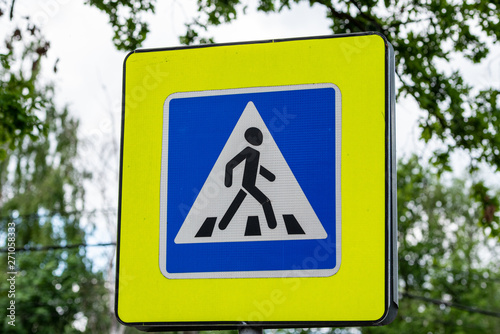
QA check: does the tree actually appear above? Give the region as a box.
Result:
[0,14,50,159]
[0,7,110,333]
[276,157,500,333]
[0,104,111,333]
[362,156,500,333]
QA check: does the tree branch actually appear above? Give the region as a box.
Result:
[322,1,366,31]
[9,0,15,20]
[345,0,385,32]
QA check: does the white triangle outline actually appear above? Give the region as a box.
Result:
[174,101,327,244]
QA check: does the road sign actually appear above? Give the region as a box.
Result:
[117,33,397,331]
[160,84,340,279]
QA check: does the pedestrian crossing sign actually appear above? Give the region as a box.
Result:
[117,33,397,330]
[159,84,341,278]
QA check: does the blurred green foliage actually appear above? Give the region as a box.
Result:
[364,156,500,332]
[0,104,110,332]
[84,0,155,51]
[0,17,50,160]
[0,5,109,333]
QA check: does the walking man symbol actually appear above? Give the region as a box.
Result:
[219,127,278,231]
[175,100,328,244]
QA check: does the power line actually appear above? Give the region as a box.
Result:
[0,208,117,220]
[402,292,500,318]
[0,242,116,253]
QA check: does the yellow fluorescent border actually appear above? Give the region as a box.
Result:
[118,34,388,324]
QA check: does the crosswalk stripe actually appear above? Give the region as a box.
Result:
[283,214,305,235]
[244,216,262,236]
[195,217,217,237]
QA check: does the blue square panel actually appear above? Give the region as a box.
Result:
[159,84,341,279]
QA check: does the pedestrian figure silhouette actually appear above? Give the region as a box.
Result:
[219,127,277,230]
